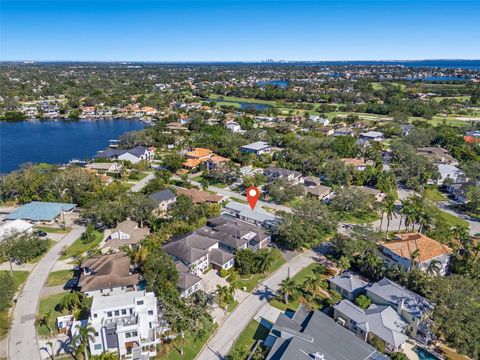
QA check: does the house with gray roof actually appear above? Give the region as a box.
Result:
[265,305,386,360]
[366,278,433,343]
[240,141,271,155]
[94,146,154,164]
[149,189,177,213]
[263,167,303,184]
[224,201,278,229]
[329,271,370,301]
[334,299,409,352]
[175,261,202,298]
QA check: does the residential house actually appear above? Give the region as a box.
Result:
[78,253,140,297]
[240,141,271,155]
[464,130,480,144]
[86,290,159,359]
[263,167,303,184]
[305,184,333,201]
[0,219,34,242]
[5,201,76,224]
[328,271,370,301]
[366,278,433,343]
[224,201,278,229]
[334,127,355,137]
[105,220,149,251]
[448,180,480,204]
[334,300,409,352]
[162,233,219,275]
[175,261,203,298]
[380,233,452,275]
[359,131,384,142]
[341,158,375,171]
[149,189,177,213]
[308,115,330,126]
[417,147,458,165]
[94,146,154,164]
[352,186,386,202]
[183,147,213,170]
[436,164,464,185]
[174,187,224,204]
[265,305,385,360]
[225,122,242,133]
[303,176,321,188]
[205,155,230,171]
[86,162,122,174]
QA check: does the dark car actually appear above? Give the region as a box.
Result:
[35,230,48,237]
[63,278,78,290]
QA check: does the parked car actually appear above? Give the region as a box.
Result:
[63,278,78,290]
[35,230,48,237]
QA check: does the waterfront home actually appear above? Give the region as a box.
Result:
[85,290,159,359]
[94,146,155,164]
[365,278,433,343]
[380,233,452,275]
[328,271,370,301]
[334,300,409,352]
[5,201,76,224]
[0,219,34,242]
[86,162,122,174]
[224,201,278,229]
[175,187,223,204]
[148,189,177,213]
[78,253,140,297]
[263,167,303,184]
[265,305,385,360]
[417,146,458,165]
[240,141,271,155]
[341,158,375,171]
[105,220,149,251]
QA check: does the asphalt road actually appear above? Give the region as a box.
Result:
[195,249,317,360]
[8,225,85,360]
[130,172,155,192]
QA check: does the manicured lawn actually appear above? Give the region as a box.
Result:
[229,320,271,357]
[210,94,278,106]
[46,270,75,287]
[35,226,71,234]
[269,263,330,312]
[424,186,448,202]
[159,324,217,360]
[433,208,469,228]
[0,270,30,288]
[236,257,286,292]
[128,171,148,181]
[227,300,239,313]
[37,292,68,336]
[60,230,103,260]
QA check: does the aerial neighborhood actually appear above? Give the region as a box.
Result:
[1,61,479,360]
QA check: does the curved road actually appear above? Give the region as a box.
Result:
[8,225,85,360]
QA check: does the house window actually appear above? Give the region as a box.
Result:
[93,313,97,318]
[114,311,119,316]
[94,344,102,351]
[125,332,131,338]
[121,309,127,315]
[94,331,99,337]
[148,310,153,315]
[137,300,144,305]
[107,312,112,317]
[132,331,138,337]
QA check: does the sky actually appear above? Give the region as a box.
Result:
[1,0,480,62]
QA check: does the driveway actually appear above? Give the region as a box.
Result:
[130,172,155,192]
[8,225,85,360]
[195,249,317,360]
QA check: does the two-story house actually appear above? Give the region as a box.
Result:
[263,167,303,184]
[328,272,369,301]
[105,220,149,251]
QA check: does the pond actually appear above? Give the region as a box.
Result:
[214,99,273,111]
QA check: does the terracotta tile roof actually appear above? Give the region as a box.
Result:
[464,136,480,144]
[186,147,213,159]
[208,155,229,164]
[383,233,452,263]
[183,158,202,168]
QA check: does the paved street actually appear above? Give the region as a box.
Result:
[130,172,155,192]
[195,249,317,360]
[8,225,85,360]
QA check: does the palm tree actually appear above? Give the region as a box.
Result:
[71,323,96,360]
[59,292,84,312]
[35,310,52,335]
[409,249,420,271]
[216,285,234,309]
[303,274,323,297]
[279,277,297,304]
[255,251,275,274]
[384,197,397,236]
[426,259,442,276]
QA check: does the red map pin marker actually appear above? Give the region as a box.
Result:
[246,186,260,210]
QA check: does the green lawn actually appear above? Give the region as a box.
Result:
[210,94,278,106]
[230,197,248,205]
[159,324,217,360]
[269,263,330,312]
[46,270,75,287]
[227,300,239,313]
[60,230,103,260]
[433,208,469,228]
[128,171,149,181]
[35,226,71,234]
[37,292,68,337]
[424,186,448,202]
[229,320,271,357]
[236,257,286,292]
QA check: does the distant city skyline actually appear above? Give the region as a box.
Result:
[1,0,480,61]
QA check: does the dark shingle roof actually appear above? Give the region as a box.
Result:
[149,189,176,203]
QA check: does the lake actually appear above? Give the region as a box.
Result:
[0,119,145,173]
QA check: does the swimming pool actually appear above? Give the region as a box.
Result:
[414,346,441,360]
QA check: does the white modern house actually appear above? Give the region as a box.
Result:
[240,141,271,156]
[86,290,159,359]
[0,219,34,242]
